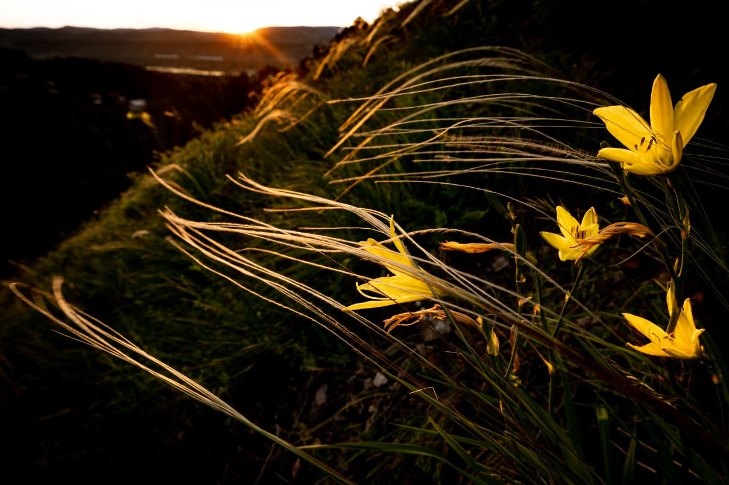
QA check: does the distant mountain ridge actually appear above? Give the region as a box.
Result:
[0,25,341,73]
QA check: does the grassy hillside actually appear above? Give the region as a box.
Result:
[2,0,729,482]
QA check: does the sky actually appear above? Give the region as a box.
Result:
[0,0,403,33]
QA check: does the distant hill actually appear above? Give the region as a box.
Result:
[0,26,341,74]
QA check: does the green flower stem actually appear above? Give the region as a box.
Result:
[609,161,683,332]
[551,261,583,337]
[610,162,675,272]
[504,222,526,379]
[663,178,691,333]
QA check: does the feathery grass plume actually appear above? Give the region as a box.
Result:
[313,1,474,80]
[221,44,729,479]
[236,109,298,146]
[254,72,327,119]
[151,176,607,480]
[312,27,365,81]
[362,34,397,66]
[575,221,652,249]
[12,6,729,478]
[238,72,328,146]
[322,44,729,335]
[152,166,729,481]
[400,0,472,27]
[18,52,729,481]
[401,0,437,26]
[10,278,353,484]
[154,181,584,480]
[92,41,729,479]
[6,0,729,480]
[319,47,630,222]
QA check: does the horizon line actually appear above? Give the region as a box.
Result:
[0,24,346,34]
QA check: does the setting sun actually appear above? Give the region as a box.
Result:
[0,0,402,32]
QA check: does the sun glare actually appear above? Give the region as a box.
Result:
[0,0,400,33]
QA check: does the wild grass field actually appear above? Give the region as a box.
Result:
[2,0,729,482]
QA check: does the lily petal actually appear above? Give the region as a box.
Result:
[559,248,579,261]
[650,74,674,140]
[624,311,673,357]
[673,82,717,145]
[622,158,666,175]
[556,206,579,240]
[593,105,652,150]
[598,148,667,175]
[627,341,671,358]
[673,298,696,343]
[662,347,698,359]
[346,298,403,311]
[361,239,415,274]
[389,217,410,260]
[691,328,706,350]
[596,147,642,167]
[671,131,683,168]
[623,312,669,342]
[582,222,600,238]
[364,274,433,296]
[581,207,598,230]
[540,231,569,253]
[349,275,432,309]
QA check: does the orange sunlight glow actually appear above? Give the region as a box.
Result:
[240,30,292,65]
[0,1,401,33]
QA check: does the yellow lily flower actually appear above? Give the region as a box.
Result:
[540,206,599,261]
[594,74,716,175]
[346,217,437,311]
[623,285,704,359]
